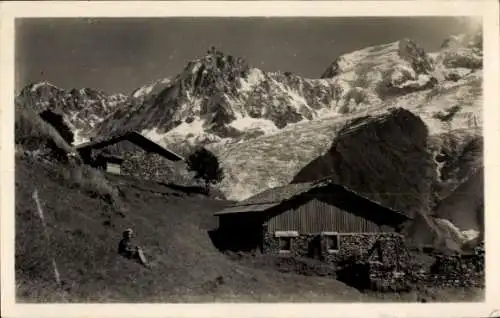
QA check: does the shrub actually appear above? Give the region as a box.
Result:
[186,147,224,193]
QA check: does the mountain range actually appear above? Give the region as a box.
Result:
[16,29,483,237]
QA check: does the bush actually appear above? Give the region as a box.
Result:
[186,147,224,192]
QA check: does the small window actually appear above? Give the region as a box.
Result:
[106,162,121,175]
[279,237,291,252]
[275,231,298,253]
[322,232,340,253]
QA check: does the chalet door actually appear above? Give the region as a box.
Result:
[308,236,322,260]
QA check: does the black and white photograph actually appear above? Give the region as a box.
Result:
[1,1,499,317]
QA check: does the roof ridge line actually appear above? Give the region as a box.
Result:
[222,179,409,219]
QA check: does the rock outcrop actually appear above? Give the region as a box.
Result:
[293,108,436,218]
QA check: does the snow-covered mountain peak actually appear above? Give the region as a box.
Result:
[131,77,172,99]
[90,32,483,155]
[322,38,434,78]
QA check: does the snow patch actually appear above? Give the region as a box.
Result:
[239,68,265,93]
[434,219,480,245]
[133,84,155,98]
[167,118,207,137]
[461,229,480,242]
[132,78,171,98]
[31,81,57,92]
[141,128,169,143]
[72,129,90,145]
[229,117,278,134]
[396,74,432,88]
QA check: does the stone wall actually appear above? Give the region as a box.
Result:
[120,151,193,186]
[263,231,406,265]
[263,231,418,292]
[89,141,195,186]
[262,228,484,292]
[427,243,484,288]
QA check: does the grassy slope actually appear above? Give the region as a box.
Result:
[16,156,378,302]
[15,157,484,302]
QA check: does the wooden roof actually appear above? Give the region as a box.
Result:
[76,131,184,162]
[214,178,410,222]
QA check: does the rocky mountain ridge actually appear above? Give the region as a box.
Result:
[19,31,480,147]
[16,30,483,214]
[16,82,129,144]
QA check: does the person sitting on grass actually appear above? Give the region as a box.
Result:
[118,228,149,268]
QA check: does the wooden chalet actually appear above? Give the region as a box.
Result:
[213,179,411,261]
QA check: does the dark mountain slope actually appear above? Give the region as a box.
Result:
[292,108,436,218]
[433,169,483,232]
[428,129,483,207]
[290,108,482,250]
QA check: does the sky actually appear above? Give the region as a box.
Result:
[15,17,479,95]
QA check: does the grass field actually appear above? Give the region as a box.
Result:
[15,156,483,302]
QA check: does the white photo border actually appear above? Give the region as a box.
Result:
[1,1,499,318]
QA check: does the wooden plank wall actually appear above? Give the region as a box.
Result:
[266,198,393,233]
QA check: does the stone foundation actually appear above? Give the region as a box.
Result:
[262,230,484,292]
[263,231,406,265]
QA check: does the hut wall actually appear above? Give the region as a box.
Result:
[88,140,189,184]
[263,232,406,264]
[265,197,395,234]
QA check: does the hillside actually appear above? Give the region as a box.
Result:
[434,169,484,232]
[16,155,485,302]
[17,156,383,302]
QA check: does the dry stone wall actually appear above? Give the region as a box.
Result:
[262,228,484,292]
[89,140,195,186]
[263,232,406,265]
[121,151,192,186]
[427,243,484,288]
